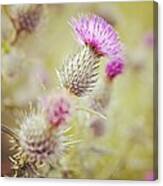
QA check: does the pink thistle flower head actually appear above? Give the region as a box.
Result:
[105,57,124,80]
[70,14,123,58]
[43,92,72,128]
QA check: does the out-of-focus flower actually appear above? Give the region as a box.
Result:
[4,5,43,44]
[144,32,154,48]
[127,45,147,72]
[105,57,124,80]
[14,5,43,33]
[43,92,72,127]
[70,14,123,58]
[2,55,49,107]
[144,170,155,181]
[32,63,50,88]
[89,79,113,113]
[2,48,26,81]
[90,117,106,137]
[59,45,100,96]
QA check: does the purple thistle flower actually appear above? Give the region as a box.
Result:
[70,14,123,58]
[105,57,124,80]
[43,92,72,127]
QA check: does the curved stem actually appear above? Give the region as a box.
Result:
[3,6,20,45]
[76,107,107,120]
[3,6,17,29]
[1,124,19,141]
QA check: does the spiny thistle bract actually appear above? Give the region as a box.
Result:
[9,104,74,176]
[9,137,40,177]
[59,45,100,97]
[70,14,123,58]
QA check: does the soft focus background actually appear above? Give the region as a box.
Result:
[1,1,157,180]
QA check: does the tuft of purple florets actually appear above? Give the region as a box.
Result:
[70,14,123,58]
[43,92,72,128]
[105,57,124,80]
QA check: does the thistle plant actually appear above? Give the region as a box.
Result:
[2,3,155,180]
[2,13,124,176]
[2,10,129,178]
[2,100,75,177]
[59,14,123,97]
[3,4,44,45]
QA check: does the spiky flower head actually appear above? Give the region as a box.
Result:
[70,14,123,58]
[58,45,100,97]
[43,91,72,128]
[105,57,124,80]
[17,106,72,165]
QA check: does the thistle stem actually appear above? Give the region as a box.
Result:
[3,6,15,26]
[76,107,107,120]
[3,6,20,45]
[1,124,19,141]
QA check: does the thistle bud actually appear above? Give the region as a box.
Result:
[17,106,72,165]
[59,45,100,96]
